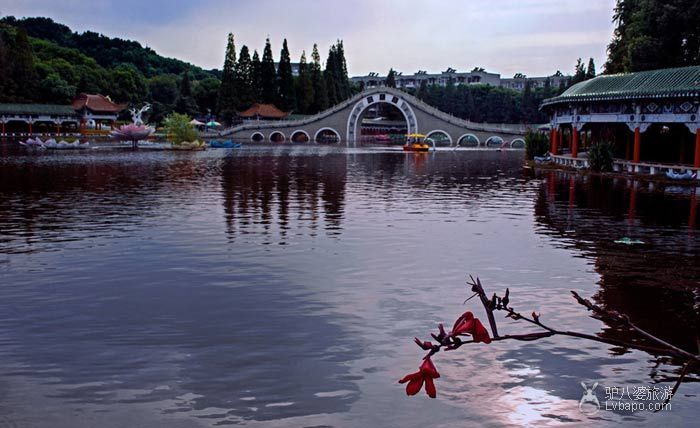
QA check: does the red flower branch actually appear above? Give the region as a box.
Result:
[399,275,699,402]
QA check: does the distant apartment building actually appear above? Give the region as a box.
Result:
[350,68,569,91]
[274,62,301,77]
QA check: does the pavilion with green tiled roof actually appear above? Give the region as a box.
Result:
[540,65,700,169]
[0,102,78,136]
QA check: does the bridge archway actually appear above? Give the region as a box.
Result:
[510,138,525,149]
[314,127,341,144]
[425,130,452,146]
[346,92,418,144]
[269,131,285,143]
[251,132,264,142]
[291,130,310,143]
[458,133,480,147]
[485,136,504,147]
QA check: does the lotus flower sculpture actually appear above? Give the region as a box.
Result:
[110,123,155,149]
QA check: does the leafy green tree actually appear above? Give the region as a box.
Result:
[179,70,192,97]
[217,33,237,122]
[309,44,328,113]
[40,72,75,103]
[235,45,255,109]
[193,77,220,114]
[10,27,38,101]
[571,58,586,84]
[386,68,397,88]
[175,71,198,115]
[164,112,198,144]
[260,38,277,103]
[148,74,178,105]
[110,63,148,102]
[605,0,700,73]
[276,39,296,111]
[295,51,313,114]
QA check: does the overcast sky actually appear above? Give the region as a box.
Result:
[2,0,617,77]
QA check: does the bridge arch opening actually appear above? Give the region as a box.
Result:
[357,102,408,145]
[425,130,452,147]
[314,128,341,144]
[510,138,525,149]
[251,132,264,142]
[485,136,504,148]
[291,130,310,143]
[269,131,285,143]
[347,92,418,144]
[458,133,480,147]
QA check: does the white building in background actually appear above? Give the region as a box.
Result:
[350,68,569,92]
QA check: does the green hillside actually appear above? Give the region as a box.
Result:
[0,16,221,121]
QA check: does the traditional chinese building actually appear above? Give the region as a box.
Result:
[237,103,290,120]
[541,65,700,172]
[0,104,77,136]
[0,94,127,136]
[72,93,127,131]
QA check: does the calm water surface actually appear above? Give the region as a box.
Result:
[0,145,698,427]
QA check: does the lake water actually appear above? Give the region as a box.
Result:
[0,145,698,427]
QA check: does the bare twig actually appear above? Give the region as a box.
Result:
[656,361,692,412]
[571,291,700,362]
[468,275,499,338]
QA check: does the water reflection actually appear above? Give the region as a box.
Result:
[534,170,699,367]
[0,146,698,427]
[220,152,347,244]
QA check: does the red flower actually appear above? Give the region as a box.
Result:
[450,311,492,343]
[398,357,441,398]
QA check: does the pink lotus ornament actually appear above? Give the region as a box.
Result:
[110,123,155,149]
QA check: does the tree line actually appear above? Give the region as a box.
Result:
[0,17,221,124]
[216,34,352,123]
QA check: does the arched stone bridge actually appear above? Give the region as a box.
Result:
[217,87,531,147]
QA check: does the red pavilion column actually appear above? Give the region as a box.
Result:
[28,121,33,135]
[633,127,641,163]
[1,121,5,136]
[55,122,60,135]
[694,129,700,168]
[551,128,558,155]
[571,127,579,158]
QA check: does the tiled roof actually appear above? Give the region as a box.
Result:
[237,103,289,119]
[0,103,76,116]
[72,93,127,113]
[541,65,700,108]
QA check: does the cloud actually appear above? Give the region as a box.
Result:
[1,0,616,76]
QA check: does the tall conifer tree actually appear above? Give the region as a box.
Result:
[217,33,237,122]
[235,45,254,109]
[324,45,338,106]
[251,50,262,102]
[296,51,313,114]
[276,39,296,111]
[260,38,277,103]
[310,44,328,113]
